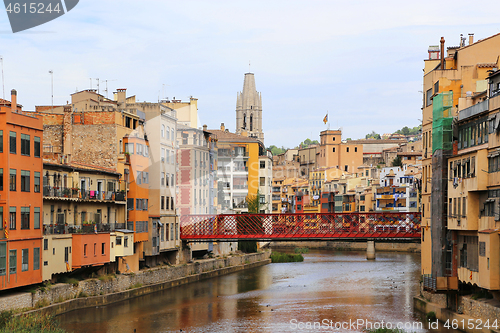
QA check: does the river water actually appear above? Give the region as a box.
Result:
[58,251,443,333]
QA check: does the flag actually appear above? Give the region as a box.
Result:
[66,261,70,272]
[323,114,328,124]
[3,219,8,239]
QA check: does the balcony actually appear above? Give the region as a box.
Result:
[458,99,489,121]
[43,222,119,235]
[43,186,126,202]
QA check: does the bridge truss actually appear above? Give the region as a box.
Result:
[180,212,421,242]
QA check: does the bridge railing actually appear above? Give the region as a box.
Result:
[180,212,421,240]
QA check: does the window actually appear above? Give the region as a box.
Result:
[161,125,165,138]
[44,239,48,250]
[0,130,2,153]
[426,88,433,107]
[166,126,170,140]
[0,243,6,276]
[170,223,174,240]
[0,168,3,191]
[84,244,87,257]
[124,237,128,247]
[9,131,16,154]
[166,173,169,186]
[171,197,174,210]
[21,134,30,156]
[0,207,2,230]
[21,207,29,229]
[166,149,170,163]
[346,147,349,152]
[171,129,174,141]
[9,169,16,191]
[32,247,39,271]
[161,196,165,209]
[101,243,105,255]
[34,136,40,157]
[9,207,16,229]
[116,236,122,245]
[260,161,265,169]
[34,207,40,229]
[136,198,141,210]
[161,148,165,162]
[21,249,28,271]
[171,174,175,187]
[355,147,357,152]
[344,165,348,172]
[143,172,148,184]
[360,205,365,211]
[332,147,335,152]
[260,177,265,186]
[94,243,96,256]
[127,198,134,210]
[463,197,466,217]
[166,196,170,210]
[161,172,165,186]
[125,142,134,154]
[136,171,142,185]
[21,170,30,192]
[34,172,40,192]
[9,250,16,274]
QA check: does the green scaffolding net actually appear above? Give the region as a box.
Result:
[432,91,453,153]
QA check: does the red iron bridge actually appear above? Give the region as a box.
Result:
[180,212,421,242]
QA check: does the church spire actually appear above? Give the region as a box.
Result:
[236,72,264,143]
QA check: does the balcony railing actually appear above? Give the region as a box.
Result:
[458,99,489,121]
[43,223,121,235]
[43,186,126,202]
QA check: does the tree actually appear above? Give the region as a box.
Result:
[392,156,402,167]
[297,138,319,148]
[238,190,266,253]
[267,145,286,156]
[365,131,381,140]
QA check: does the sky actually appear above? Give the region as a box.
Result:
[1,0,499,148]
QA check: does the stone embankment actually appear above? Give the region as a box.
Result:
[0,250,271,315]
[414,287,500,333]
[269,241,420,252]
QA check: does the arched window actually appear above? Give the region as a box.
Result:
[171,128,174,141]
[243,114,247,129]
[250,114,253,131]
[161,125,165,138]
[167,126,170,140]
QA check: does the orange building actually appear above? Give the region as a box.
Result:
[123,134,149,260]
[0,90,43,290]
[317,130,363,173]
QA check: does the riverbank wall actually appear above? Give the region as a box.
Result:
[269,241,420,252]
[0,250,271,315]
[414,287,500,333]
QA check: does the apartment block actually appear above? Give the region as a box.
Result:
[0,90,44,290]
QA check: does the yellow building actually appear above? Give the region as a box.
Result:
[422,33,500,297]
[210,124,265,213]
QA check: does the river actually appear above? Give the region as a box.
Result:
[58,250,444,333]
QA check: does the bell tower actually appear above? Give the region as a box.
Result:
[235,73,264,143]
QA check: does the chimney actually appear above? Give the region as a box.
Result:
[62,105,73,160]
[115,88,126,105]
[11,89,17,112]
[440,37,445,69]
[469,33,474,45]
[203,124,207,131]
[220,123,225,131]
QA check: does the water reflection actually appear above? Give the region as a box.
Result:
[59,251,446,333]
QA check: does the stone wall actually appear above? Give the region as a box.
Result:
[0,251,270,314]
[270,241,421,253]
[71,124,117,170]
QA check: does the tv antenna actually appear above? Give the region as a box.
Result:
[101,79,117,98]
[0,56,4,99]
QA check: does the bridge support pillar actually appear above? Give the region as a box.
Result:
[366,241,375,260]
